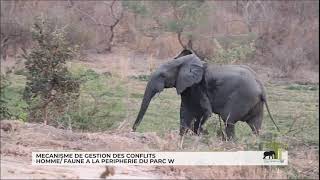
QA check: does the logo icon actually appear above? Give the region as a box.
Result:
[263,141,287,162]
[263,150,276,159]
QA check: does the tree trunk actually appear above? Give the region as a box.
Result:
[43,105,48,125]
[177,32,185,49]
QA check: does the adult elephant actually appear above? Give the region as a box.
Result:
[132,49,279,142]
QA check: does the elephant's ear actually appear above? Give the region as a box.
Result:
[176,57,204,94]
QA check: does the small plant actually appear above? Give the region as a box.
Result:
[22,16,80,125]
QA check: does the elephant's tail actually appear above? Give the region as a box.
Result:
[263,97,281,132]
[257,79,281,132]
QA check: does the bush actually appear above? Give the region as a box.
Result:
[0,64,127,131]
[22,16,80,125]
[0,73,12,120]
[62,64,126,131]
[0,74,28,121]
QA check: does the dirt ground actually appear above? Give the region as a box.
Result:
[0,120,185,179]
[1,120,318,179]
[0,120,264,179]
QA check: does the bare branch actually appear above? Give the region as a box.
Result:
[71,4,99,25]
[104,0,124,52]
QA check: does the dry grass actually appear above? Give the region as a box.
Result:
[148,133,318,179]
[1,109,319,179]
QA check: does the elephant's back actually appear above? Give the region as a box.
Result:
[206,65,256,77]
[205,65,263,109]
[206,65,259,87]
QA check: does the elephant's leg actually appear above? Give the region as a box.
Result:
[192,93,212,135]
[225,124,235,140]
[244,101,263,135]
[193,116,201,135]
[192,111,211,135]
[179,103,194,136]
[179,101,186,136]
[193,116,205,135]
[179,100,194,149]
[199,89,212,120]
[219,111,236,140]
[221,94,253,140]
[188,84,212,135]
[199,113,210,135]
[219,108,240,140]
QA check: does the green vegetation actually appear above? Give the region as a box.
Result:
[3,66,318,145]
[22,16,80,124]
[0,73,14,119]
[67,63,127,131]
[1,64,127,131]
[122,1,148,16]
[129,74,150,82]
[285,83,319,91]
[1,74,28,121]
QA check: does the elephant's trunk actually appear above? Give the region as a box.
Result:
[132,82,157,131]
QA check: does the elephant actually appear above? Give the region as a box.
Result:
[132,49,280,143]
[172,49,212,136]
[263,151,276,159]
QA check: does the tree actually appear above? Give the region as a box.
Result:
[22,16,80,125]
[162,1,205,48]
[69,0,123,52]
[123,0,207,55]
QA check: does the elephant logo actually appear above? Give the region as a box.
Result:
[263,151,276,159]
[263,141,287,160]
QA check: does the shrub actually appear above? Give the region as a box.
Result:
[63,65,126,131]
[0,73,28,121]
[0,73,11,120]
[22,16,80,125]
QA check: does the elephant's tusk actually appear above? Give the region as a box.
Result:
[153,92,161,100]
[179,135,185,149]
